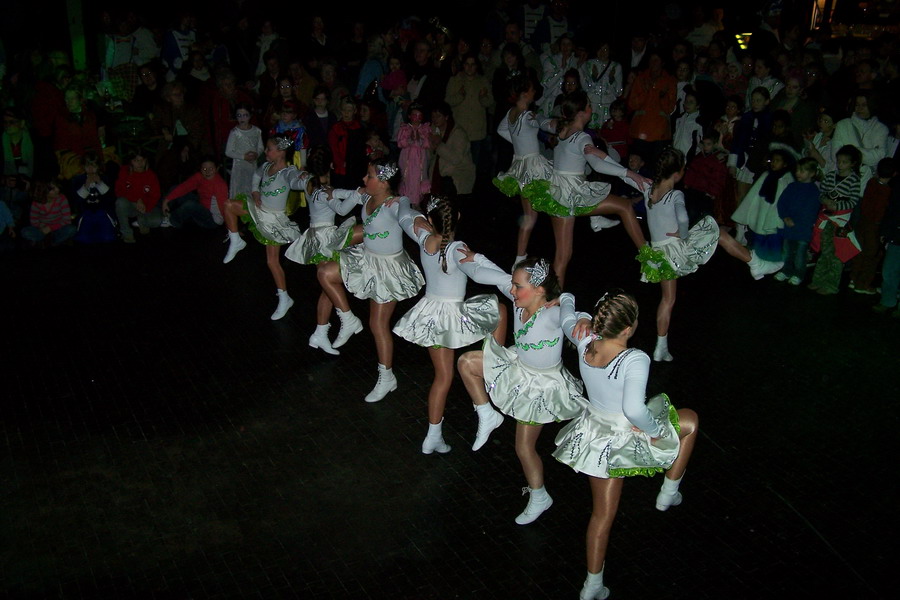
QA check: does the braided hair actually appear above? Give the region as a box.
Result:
[425,194,459,273]
[586,289,639,358]
[650,146,686,196]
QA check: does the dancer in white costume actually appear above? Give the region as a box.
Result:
[492,74,555,268]
[319,158,425,403]
[221,135,309,320]
[284,145,366,355]
[523,90,651,287]
[639,147,783,362]
[553,290,699,600]
[393,194,510,454]
[457,257,583,525]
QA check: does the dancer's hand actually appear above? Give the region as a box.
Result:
[571,318,593,340]
[413,216,433,236]
[544,298,560,308]
[456,246,475,263]
[628,170,652,191]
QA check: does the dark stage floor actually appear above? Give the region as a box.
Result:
[1,181,894,599]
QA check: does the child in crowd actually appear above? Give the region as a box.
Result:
[728,87,774,233]
[225,103,263,200]
[601,99,630,163]
[1,174,29,224]
[872,182,900,316]
[0,195,17,253]
[671,87,703,158]
[775,157,822,285]
[72,152,117,244]
[849,158,896,294]
[397,103,432,207]
[328,96,365,189]
[683,129,728,225]
[162,156,228,230]
[732,148,795,261]
[115,150,162,243]
[21,178,76,247]
[714,95,743,152]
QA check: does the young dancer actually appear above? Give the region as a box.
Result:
[493,74,555,268]
[640,147,783,362]
[523,90,651,286]
[222,135,309,319]
[457,257,583,524]
[393,194,510,453]
[284,145,366,355]
[318,158,425,402]
[554,290,699,600]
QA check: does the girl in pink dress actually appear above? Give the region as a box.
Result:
[397,103,432,207]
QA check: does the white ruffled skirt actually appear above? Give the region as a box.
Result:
[393,293,499,348]
[245,203,301,245]
[642,215,720,281]
[496,153,554,191]
[340,246,424,303]
[553,394,680,478]
[482,335,583,424]
[285,218,356,264]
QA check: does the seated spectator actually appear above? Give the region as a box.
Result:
[0,195,15,253]
[162,156,228,230]
[129,61,165,117]
[21,177,76,248]
[1,174,29,225]
[2,108,35,179]
[52,87,104,179]
[115,150,162,243]
[71,152,117,244]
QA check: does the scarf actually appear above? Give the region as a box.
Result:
[759,167,789,204]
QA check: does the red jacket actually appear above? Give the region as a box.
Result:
[328,119,362,175]
[683,152,727,200]
[115,168,162,211]
[165,172,228,211]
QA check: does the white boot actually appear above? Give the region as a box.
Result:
[271,289,294,320]
[223,232,247,264]
[515,485,553,525]
[734,223,748,245]
[655,474,684,511]
[332,308,363,348]
[309,324,340,355]
[472,403,503,451]
[590,215,620,232]
[653,335,674,362]
[747,250,784,280]
[421,418,451,454]
[365,363,397,403]
[512,254,527,272]
[579,569,610,600]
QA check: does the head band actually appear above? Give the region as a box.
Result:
[524,259,550,287]
[376,162,399,181]
[425,195,442,215]
[275,136,293,151]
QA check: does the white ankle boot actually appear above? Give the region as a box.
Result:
[421,418,451,454]
[590,215,620,232]
[309,324,340,355]
[655,474,684,511]
[472,404,503,451]
[653,335,674,362]
[747,250,784,280]
[332,309,363,348]
[579,569,610,600]
[365,364,397,403]
[223,233,247,264]
[515,486,553,525]
[271,289,294,320]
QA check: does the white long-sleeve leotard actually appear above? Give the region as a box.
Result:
[645,189,689,242]
[416,233,510,300]
[308,187,365,227]
[497,110,554,157]
[253,164,309,212]
[360,196,420,255]
[554,131,629,178]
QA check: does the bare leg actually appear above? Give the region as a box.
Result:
[517,196,538,257]
[266,245,286,290]
[718,230,751,262]
[586,476,624,573]
[316,262,351,324]
[315,291,333,325]
[457,350,489,405]
[224,199,246,233]
[492,303,508,346]
[369,300,396,368]
[588,195,647,249]
[426,347,455,425]
[666,408,699,481]
[657,279,677,337]
[550,215,575,288]
[515,422,545,490]
[350,224,364,245]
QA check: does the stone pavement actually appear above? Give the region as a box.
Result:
[1,182,894,599]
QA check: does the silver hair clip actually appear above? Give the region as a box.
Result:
[376,163,399,181]
[524,259,550,287]
[594,292,610,309]
[275,136,293,151]
[425,195,442,214]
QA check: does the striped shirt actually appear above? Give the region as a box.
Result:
[29,195,72,231]
[820,170,862,211]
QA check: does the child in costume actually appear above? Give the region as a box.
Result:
[457,257,584,525]
[396,103,432,207]
[554,290,699,600]
[224,103,263,199]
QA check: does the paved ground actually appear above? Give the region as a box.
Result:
[1,180,895,599]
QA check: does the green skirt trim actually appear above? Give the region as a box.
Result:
[637,244,678,283]
[238,194,280,246]
[493,176,522,198]
[608,397,681,478]
[522,179,597,217]
[307,225,355,264]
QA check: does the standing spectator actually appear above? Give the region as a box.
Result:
[580,37,623,128]
[683,128,728,224]
[775,157,822,286]
[532,0,574,58]
[207,69,256,160]
[849,158,896,294]
[429,101,476,198]
[52,88,104,180]
[832,91,890,185]
[328,96,365,188]
[160,11,196,82]
[446,53,493,177]
[224,103,263,199]
[151,81,209,192]
[627,52,677,169]
[304,86,336,150]
[872,181,900,316]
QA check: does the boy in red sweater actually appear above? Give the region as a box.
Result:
[601,99,630,163]
[683,128,728,225]
[115,151,162,243]
[162,156,228,229]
